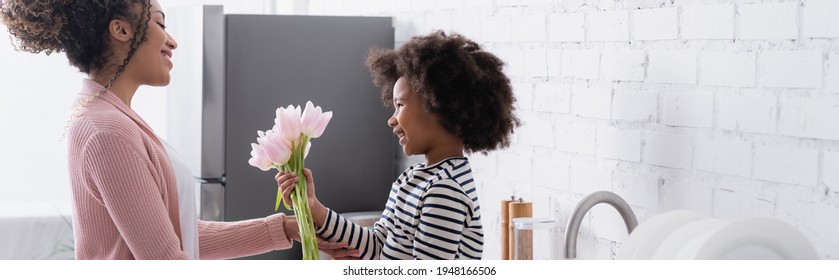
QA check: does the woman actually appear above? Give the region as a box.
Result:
[1,0,355,260]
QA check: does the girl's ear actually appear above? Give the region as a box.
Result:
[108,19,133,43]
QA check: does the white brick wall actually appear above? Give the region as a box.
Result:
[648,50,697,84]
[570,164,612,194]
[738,3,798,40]
[759,51,823,89]
[601,49,646,82]
[518,113,554,148]
[588,10,630,42]
[754,145,818,186]
[555,121,596,155]
[562,49,601,80]
[682,4,734,40]
[534,83,571,113]
[512,82,533,110]
[572,86,612,120]
[803,0,839,38]
[613,172,659,209]
[823,151,839,192]
[612,90,657,122]
[549,12,585,42]
[695,137,751,178]
[309,0,839,259]
[481,16,511,42]
[533,157,570,190]
[596,127,642,162]
[451,16,482,40]
[779,96,839,141]
[717,93,778,134]
[661,92,713,128]
[512,15,547,43]
[546,48,562,77]
[699,51,756,87]
[631,8,678,41]
[497,150,533,182]
[828,53,839,93]
[525,48,548,77]
[713,189,774,220]
[660,179,712,214]
[645,132,693,169]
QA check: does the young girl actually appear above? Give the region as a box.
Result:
[277,31,520,260]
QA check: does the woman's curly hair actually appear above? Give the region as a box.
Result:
[1,0,151,74]
[366,30,520,154]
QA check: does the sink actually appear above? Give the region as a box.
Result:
[564,191,638,259]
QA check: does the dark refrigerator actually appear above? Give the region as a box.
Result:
[165,5,396,260]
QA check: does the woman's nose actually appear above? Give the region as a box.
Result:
[168,35,178,50]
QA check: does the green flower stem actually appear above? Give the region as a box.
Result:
[270,136,319,259]
[289,136,318,260]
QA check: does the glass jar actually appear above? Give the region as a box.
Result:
[513,217,560,260]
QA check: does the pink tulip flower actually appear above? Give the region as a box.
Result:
[247,143,273,171]
[300,101,333,138]
[276,104,302,145]
[248,101,332,260]
[257,129,292,165]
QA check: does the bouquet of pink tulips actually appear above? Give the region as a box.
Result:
[248,101,332,260]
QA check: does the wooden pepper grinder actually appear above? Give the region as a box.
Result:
[509,198,532,260]
[500,196,515,260]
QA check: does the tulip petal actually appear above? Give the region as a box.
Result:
[248,143,273,171]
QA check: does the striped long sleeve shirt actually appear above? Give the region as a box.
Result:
[316,157,483,259]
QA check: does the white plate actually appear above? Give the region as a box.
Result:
[654,218,728,259]
[693,217,819,260]
[617,210,708,260]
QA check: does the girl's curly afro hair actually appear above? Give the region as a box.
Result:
[366,30,520,154]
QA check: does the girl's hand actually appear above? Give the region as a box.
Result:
[275,168,327,227]
[274,168,318,208]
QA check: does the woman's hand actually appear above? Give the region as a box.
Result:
[283,215,360,260]
[317,239,362,260]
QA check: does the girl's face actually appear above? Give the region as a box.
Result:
[388,77,449,158]
[128,0,177,86]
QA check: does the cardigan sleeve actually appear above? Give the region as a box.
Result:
[197,213,293,260]
[83,130,188,260]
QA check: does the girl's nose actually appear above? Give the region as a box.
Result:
[387,114,397,127]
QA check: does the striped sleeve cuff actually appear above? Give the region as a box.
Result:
[316,208,339,239]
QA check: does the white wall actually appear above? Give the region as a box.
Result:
[302,0,839,259]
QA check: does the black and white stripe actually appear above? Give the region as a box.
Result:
[317,157,483,260]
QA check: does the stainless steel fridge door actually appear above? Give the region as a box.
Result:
[199,181,225,222]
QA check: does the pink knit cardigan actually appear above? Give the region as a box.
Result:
[67,79,292,259]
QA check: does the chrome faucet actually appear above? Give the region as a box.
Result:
[564,191,638,259]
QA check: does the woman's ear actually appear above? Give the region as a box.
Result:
[108,19,133,43]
